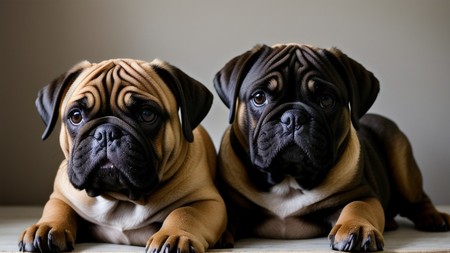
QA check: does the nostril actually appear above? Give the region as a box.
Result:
[281,113,294,127]
[93,125,122,142]
[94,130,104,141]
[109,128,122,140]
[280,110,308,130]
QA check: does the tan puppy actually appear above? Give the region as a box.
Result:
[19,59,226,253]
[213,44,450,251]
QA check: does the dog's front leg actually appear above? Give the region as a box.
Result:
[19,198,79,253]
[328,197,385,252]
[146,199,226,253]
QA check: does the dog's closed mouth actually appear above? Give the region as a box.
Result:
[97,165,122,184]
[96,164,127,187]
[273,145,314,172]
[267,144,328,190]
[100,163,115,170]
[80,161,131,198]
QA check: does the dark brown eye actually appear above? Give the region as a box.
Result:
[319,95,335,109]
[252,91,267,106]
[140,108,157,123]
[69,109,83,125]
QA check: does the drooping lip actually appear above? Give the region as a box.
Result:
[266,144,316,174]
[82,161,130,197]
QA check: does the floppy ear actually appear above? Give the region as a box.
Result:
[323,48,380,129]
[152,61,213,142]
[36,61,90,140]
[213,44,270,123]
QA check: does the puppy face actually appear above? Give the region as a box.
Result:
[241,70,349,190]
[36,59,213,200]
[62,62,167,199]
[214,44,379,191]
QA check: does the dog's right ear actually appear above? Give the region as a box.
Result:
[36,61,90,140]
[151,60,214,143]
[322,48,380,130]
[213,44,270,123]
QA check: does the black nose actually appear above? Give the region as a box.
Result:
[280,110,308,130]
[93,124,123,144]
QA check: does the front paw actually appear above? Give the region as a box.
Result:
[328,222,384,252]
[412,210,450,232]
[145,229,203,253]
[19,223,75,253]
[214,230,235,249]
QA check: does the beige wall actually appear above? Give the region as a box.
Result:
[1,0,449,205]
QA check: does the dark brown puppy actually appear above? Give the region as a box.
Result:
[19,59,226,253]
[214,44,450,251]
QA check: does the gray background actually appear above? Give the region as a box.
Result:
[1,0,449,205]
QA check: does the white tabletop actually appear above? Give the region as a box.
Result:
[1,206,450,253]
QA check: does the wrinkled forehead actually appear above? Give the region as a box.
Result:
[243,45,343,92]
[61,59,172,113]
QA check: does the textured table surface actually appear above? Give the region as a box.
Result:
[1,206,450,253]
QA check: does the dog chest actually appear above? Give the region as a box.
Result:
[85,222,161,245]
[253,215,330,239]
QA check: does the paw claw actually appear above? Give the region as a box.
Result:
[329,223,383,252]
[18,241,24,252]
[33,236,44,252]
[332,233,357,251]
[148,231,203,253]
[19,223,75,253]
[162,245,170,253]
[377,241,384,251]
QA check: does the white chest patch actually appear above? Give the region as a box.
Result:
[252,177,326,219]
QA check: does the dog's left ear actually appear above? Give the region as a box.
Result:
[213,44,271,123]
[323,48,380,129]
[36,61,91,140]
[152,61,213,142]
